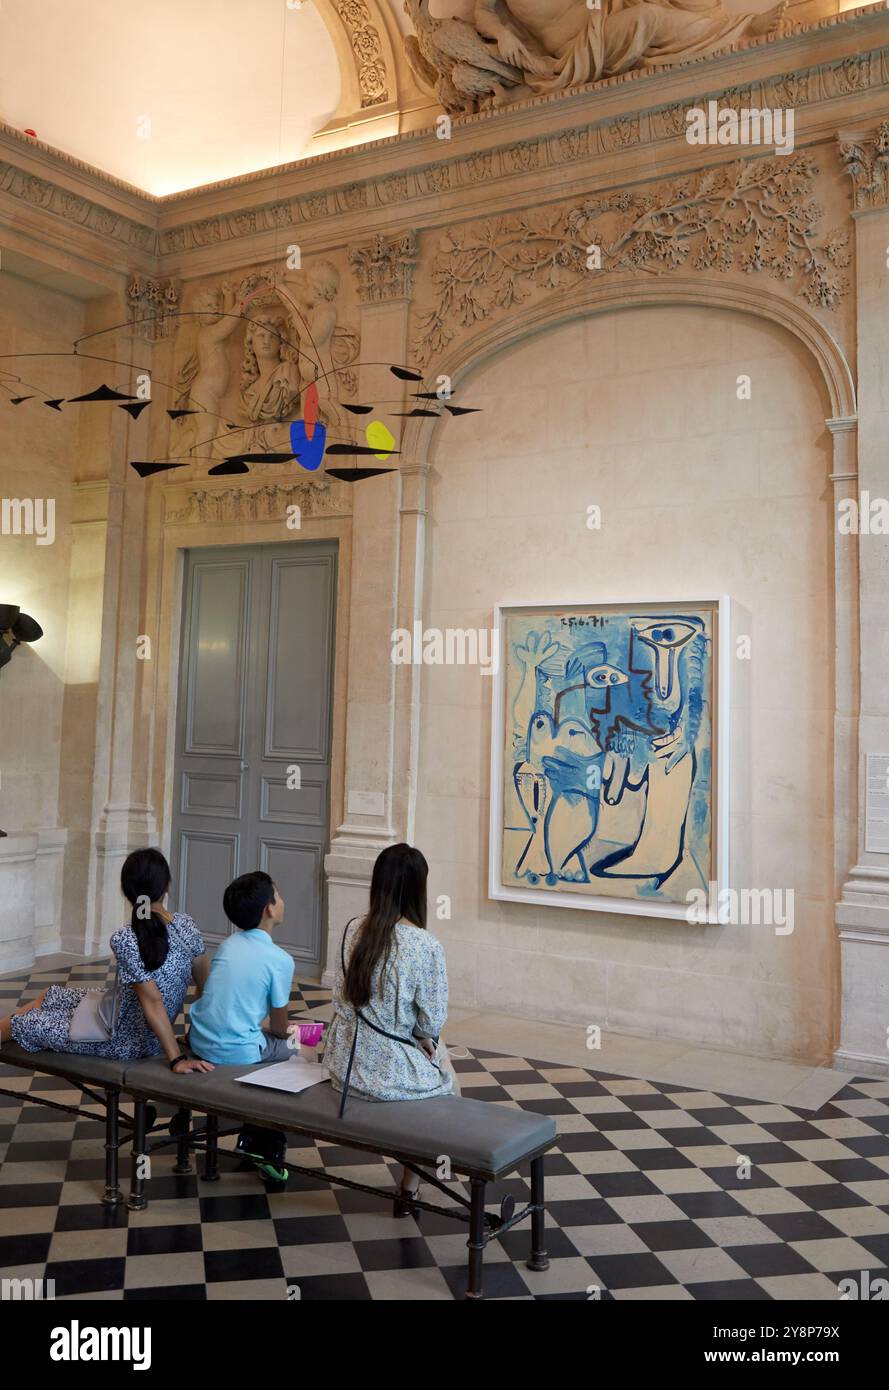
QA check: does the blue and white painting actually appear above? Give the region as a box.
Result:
[500,604,716,908]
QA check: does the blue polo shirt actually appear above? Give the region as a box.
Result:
[188,928,294,1065]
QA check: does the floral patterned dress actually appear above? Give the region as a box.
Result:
[325,919,454,1103]
[10,914,204,1060]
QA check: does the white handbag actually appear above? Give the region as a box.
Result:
[68,968,122,1043]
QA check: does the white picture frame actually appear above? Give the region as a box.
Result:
[488,596,733,921]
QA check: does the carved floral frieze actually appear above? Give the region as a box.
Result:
[413,154,851,364]
[165,479,347,525]
[331,0,389,107]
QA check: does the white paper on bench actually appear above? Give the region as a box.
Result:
[235,1056,327,1095]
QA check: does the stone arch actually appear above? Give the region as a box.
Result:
[314,0,418,142]
[400,270,859,952]
[402,274,856,461]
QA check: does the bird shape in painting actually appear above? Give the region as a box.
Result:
[403,0,523,113]
[514,711,601,885]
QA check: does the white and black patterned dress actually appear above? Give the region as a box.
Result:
[325,920,454,1102]
[10,913,204,1060]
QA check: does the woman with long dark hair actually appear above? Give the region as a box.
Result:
[0,848,212,1074]
[324,842,459,1208]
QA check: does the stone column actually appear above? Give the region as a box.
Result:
[835,125,889,1076]
[68,299,159,954]
[321,231,418,983]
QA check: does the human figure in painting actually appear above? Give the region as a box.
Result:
[507,615,708,896]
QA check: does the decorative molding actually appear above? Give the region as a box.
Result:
[413,154,851,364]
[0,14,885,262]
[127,273,180,341]
[349,230,417,303]
[0,154,156,253]
[838,121,889,211]
[152,45,889,257]
[330,0,389,106]
[164,479,346,525]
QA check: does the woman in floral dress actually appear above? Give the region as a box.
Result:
[325,842,459,1210]
[0,848,212,1076]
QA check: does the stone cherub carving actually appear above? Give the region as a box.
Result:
[175,282,242,458]
[405,0,787,110]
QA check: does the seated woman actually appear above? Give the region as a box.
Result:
[0,848,213,1076]
[325,842,459,1213]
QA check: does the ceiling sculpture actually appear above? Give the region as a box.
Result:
[0,0,800,192]
[403,0,788,113]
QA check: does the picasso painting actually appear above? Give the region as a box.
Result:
[491,601,725,918]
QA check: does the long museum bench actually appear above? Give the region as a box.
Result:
[0,1042,557,1298]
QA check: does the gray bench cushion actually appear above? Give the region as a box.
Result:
[123,1059,557,1180]
[0,1042,128,1087]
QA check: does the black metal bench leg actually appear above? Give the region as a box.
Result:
[526,1155,550,1272]
[173,1108,193,1174]
[102,1087,121,1207]
[203,1113,219,1181]
[465,1177,486,1300]
[127,1098,149,1211]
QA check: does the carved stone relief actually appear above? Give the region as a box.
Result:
[349,231,417,303]
[127,274,180,341]
[413,154,851,364]
[402,0,786,114]
[164,479,346,525]
[331,0,389,106]
[169,255,360,466]
[838,121,889,211]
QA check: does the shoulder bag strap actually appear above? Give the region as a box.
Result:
[337,919,415,1117]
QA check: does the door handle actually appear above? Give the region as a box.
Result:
[240,760,249,771]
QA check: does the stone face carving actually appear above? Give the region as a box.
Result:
[170,259,360,465]
[349,231,418,303]
[127,274,180,341]
[165,479,343,525]
[405,0,787,110]
[240,309,303,425]
[331,0,389,106]
[838,122,889,211]
[414,154,850,363]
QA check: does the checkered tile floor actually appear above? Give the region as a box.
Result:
[2,959,889,1300]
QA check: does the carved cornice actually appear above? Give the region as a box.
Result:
[164,479,348,524]
[349,231,417,302]
[0,9,886,264]
[837,121,889,211]
[413,154,851,365]
[155,44,889,257]
[0,149,157,254]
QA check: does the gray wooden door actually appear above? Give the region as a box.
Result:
[169,541,337,974]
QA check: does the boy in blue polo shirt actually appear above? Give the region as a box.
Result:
[188,870,295,1181]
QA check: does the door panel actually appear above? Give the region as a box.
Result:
[264,556,334,760]
[178,831,240,929]
[184,562,249,755]
[259,839,323,968]
[170,542,337,973]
